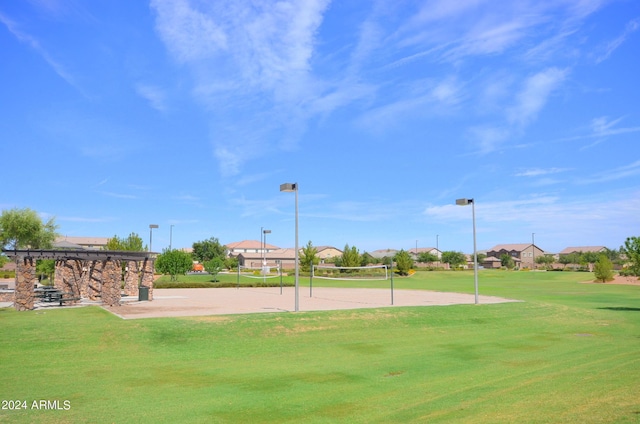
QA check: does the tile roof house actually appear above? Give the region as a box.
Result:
[315,246,343,260]
[226,240,280,256]
[559,246,607,256]
[236,248,298,268]
[54,236,110,250]
[486,243,545,269]
[369,249,398,259]
[408,247,441,260]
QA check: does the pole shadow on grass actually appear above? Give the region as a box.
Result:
[598,307,640,312]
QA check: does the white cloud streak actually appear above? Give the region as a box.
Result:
[596,17,640,63]
[0,11,83,93]
[150,0,331,176]
[515,168,570,177]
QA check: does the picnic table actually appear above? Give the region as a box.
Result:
[35,287,81,306]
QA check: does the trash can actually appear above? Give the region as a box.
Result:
[138,286,149,301]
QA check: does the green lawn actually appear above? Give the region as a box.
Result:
[1,270,639,423]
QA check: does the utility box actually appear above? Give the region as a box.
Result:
[138,286,149,301]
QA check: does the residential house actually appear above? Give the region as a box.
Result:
[236,248,298,269]
[226,240,280,256]
[368,249,398,260]
[559,246,607,257]
[315,246,342,261]
[54,236,110,250]
[481,255,503,269]
[408,247,442,261]
[486,243,545,269]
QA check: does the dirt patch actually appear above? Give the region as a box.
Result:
[100,287,520,320]
[587,274,640,286]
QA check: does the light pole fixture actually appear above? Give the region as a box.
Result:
[262,229,271,282]
[280,182,299,312]
[170,225,174,251]
[262,229,271,265]
[149,224,159,253]
[455,198,478,304]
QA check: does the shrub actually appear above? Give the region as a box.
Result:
[594,254,614,283]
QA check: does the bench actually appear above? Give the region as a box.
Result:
[58,295,81,306]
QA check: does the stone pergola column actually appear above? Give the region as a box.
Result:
[79,261,90,298]
[57,259,83,299]
[101,259,122,307]
[14,256,36,311]
[86,260,103,301]
[140,258,155,301]
[124,260,139,297]
[54,260,64,291]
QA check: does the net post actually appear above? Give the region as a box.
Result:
[279,262,283,295]
[390,263,394,305]
[237,265,240,289]
[309,260,314,297]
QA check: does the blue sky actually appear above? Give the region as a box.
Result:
[1,0,639,255]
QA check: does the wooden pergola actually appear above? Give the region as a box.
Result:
[2,249,156,311]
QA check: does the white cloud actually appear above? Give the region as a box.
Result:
[424,191,640,251]
[135,84,167,112]
[150,0,227,63]
[590,115,625,136]
[579,160,640,184]
[595,17,639,63]
[467,125,510,154]
[0,12,83,93]
[508,67,568,126]
[151,0,332,176]
[98,191,138,200]
[515,168,570,177]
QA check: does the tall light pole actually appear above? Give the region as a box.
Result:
[170,225,174,251]
[149,224,159,253]
[532,232,535,270]
[456,198,478,304]
[280,182,299,312]
[262,229,271,282]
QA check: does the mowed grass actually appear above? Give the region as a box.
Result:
[1,270,639,423]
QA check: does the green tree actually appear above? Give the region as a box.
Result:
[339,244,361,269]
[417,251,438,263]
[602,247,623,266]
[300,241,319,272]
[0,207,58,249]
[593,254,614,282]
[105,232,145,251]
[36,259,55,284]
[155,249,193,281]
[567,252,582,268]
[204,257,225,282]
[580,251,600,271]
[501,253,515,269]
[536,254,555,269]
[393,249,414,276]
[381,256,393,267]
[621,236,640,276]
[558,254,572,269]
[441,251,466,269]
[192,237,226,263]
[360,252,378,266]
[224,256,238,271]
